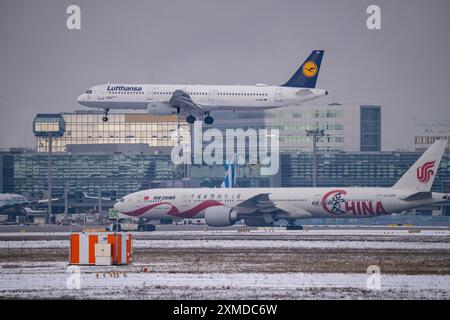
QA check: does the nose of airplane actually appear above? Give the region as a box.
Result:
[113,201,122,212]
[77,94,85,104]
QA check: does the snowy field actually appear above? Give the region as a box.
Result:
[0,228,449,238]
[1,238,450,250]
[0,229,449,299]
[0,262,449,299]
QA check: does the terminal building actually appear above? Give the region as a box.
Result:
[1,146,449,215]
[35,111,190,153]
[265,103,381,152]
[1,107,449,216]
[35,103,381,153]
[414,119,450,152]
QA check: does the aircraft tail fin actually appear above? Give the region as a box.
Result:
[393,140,447,192]
[281,50,324,88]
[221,154,238,188]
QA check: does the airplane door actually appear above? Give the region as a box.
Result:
[208,90,217,102]
[97,89,105,100]
[176,193,190,210]
[135,196,143,208]
[275,88,283,102]
[147,87,154,100]
[151,87,160,101]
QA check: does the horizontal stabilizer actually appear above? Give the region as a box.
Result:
[399,192,432,201]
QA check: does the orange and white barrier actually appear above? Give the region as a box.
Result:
[69,232,132,265]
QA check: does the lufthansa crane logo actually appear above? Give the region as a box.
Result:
[302,61,318,78]
[416,161,436,183]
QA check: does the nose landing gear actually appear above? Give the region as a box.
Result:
[102,108,110,122]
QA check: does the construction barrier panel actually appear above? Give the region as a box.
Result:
[69,232,132,265]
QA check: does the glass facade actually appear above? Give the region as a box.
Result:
[0,155,14,193]
[265,106,347,152]
[11,153,181,198]
[360,105,381,151]
[36,105,380,153]
[36,111,190,152]
[264,103,380,152]
[189,163,271,188]
[281,152,450,192]
[2,151,449,198]
[205,104,379,154]
[414,120,450,151]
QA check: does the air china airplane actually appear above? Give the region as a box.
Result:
[77,50,328,124]
[114,140,449,227]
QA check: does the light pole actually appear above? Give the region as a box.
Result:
[33,114,65,224]
[98,189,102,217]
[47,132,52,224]
[64,185,69,221]
[306,129,325,187]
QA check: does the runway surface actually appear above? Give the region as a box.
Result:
[0,226,449,299]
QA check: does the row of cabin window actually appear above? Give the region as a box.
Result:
[111,91,144,94]
[189,199,308,203]
[154,92,268,97]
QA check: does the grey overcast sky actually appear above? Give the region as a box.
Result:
[0,0,449,150]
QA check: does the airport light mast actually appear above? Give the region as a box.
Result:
[306,129,325,187]
[33,114,65,224]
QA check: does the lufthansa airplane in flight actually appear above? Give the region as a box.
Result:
[77,50,327,124]
[114,141,449,227]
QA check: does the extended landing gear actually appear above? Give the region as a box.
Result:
[286,219,303,230]
[102,108,110,122]
[204,115,214,125]
[186,115,196,124]
[185,113,214,125]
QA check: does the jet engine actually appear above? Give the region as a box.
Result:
[147,102,175,115]
[204,207,239,227]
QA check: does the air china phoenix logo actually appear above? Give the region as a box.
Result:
[416,161,436,183]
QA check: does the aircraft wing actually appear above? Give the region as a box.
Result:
[168,90,215,113]
[83,193,112,201]
[33,198,58,204]
[234,193,282,215]
[0,201,29,210]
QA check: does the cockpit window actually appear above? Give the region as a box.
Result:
[119,198,125,202]
[86,90,93,94]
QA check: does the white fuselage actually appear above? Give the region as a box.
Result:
[77,84,327,114]
[113,187,447,220]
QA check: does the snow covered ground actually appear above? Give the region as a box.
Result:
[1,238,449,250]
[1,229,448,299]
[0,262,449,299]
[0,228,449,238]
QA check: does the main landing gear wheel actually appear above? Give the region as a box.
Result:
[286,219,303,230]
[186,115,196,124]
[102,108,110,122]
[204,115,214,125]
